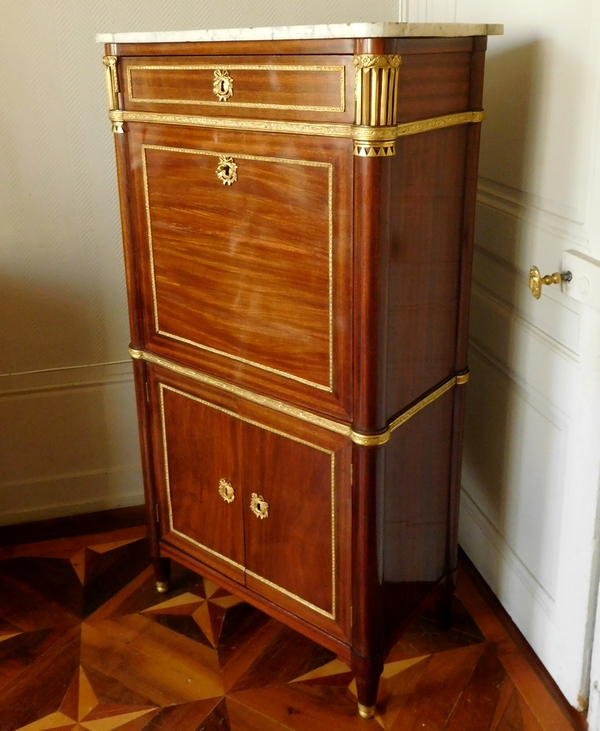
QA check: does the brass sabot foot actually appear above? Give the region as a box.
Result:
[358,703,375,719]
[156,581,170,594]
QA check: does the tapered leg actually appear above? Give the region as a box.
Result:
[352,652,383,719]
[153,556,171,594]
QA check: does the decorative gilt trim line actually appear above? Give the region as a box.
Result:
[352,111,485,157]
[396,110,485,137]
[115,109,484,143]
[130,348,470,447]
[126,63,346,113]
[140,143,333,392]
[388,378,457,432]
[246,568,335,619]
[349,430,392,447]
[352,371,471,446]
[129,348,349,437]
[119,110,351,136]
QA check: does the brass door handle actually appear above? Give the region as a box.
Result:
[250,493,269,519]
[529,266,572,299]
[218,478,235,504]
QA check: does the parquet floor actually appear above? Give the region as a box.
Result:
[0,526,583,731]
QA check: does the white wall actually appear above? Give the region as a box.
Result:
[0,0,398,526]
[402,0,600,709]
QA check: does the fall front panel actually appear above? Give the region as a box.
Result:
[127,124,353,419]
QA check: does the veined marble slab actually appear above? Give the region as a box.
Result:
[96,22,503,45]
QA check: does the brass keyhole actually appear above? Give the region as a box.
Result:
[216,155,238,186]
[218,478,235,503]
[250,493,269,519]
[213,69,234,101]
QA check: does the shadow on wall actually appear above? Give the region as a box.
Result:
[0,277,142,526]
[461,39,569,636]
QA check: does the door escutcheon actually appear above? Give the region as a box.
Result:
[250,493,269,519]
[529,266,572,299]
[218,478,235,503]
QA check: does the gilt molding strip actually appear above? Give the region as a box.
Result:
[111,109,484,140]
[130,348,469,446]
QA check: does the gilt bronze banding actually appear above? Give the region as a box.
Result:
[129,348,469,447]
[109,110,484,144]
[456,372,470,385]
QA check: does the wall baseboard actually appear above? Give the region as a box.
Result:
[0,465,144,527]
[0,360,144,527]
[459,487,561,682]
[0,504,146,547]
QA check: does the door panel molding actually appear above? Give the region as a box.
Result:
[470,257,581,361]
[460,488,556,613]
[477,181,591,248]
[470,289,581,385]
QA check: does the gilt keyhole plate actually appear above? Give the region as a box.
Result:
[213,69,234,102]
[216,155,238,186]
[250,493,269,519]
[218,478,235,503]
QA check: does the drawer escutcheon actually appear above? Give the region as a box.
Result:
[213,69,234,101]
[250,493,269,519]
[218,478,235,503]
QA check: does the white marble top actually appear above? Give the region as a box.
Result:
[96,22,503,45]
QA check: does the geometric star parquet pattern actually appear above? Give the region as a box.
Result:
[0,527,582,731]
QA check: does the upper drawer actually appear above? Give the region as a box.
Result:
[119,55,355,123]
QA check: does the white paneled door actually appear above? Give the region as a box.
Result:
[404,0,600,713]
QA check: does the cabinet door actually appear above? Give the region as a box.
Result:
[153,380,245,583]
[242,420,351,639]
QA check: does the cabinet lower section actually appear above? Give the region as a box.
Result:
[146,363,352,642]
[137,357,464,667]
